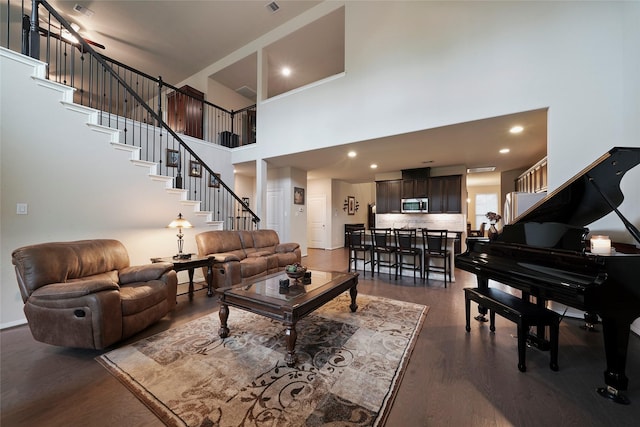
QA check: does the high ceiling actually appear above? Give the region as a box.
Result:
[42,1,546,185]
[48,0,322,85]
[237,108,548,185]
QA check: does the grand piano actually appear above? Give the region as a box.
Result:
[456,147,640,404]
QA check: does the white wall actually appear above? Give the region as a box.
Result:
[0,50,229,327]
[265,166,308,254]
[225,1,639,245]
[331,181,373,249]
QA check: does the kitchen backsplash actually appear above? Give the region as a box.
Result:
[376,213,466,232]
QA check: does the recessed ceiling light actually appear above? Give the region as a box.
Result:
[499,148,510,154]
[348,151,356,158]
[510,125,524,134]
[467,166,496,173]
[281,67,291,77]
[370,164,378,169]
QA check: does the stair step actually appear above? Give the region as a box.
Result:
[181,200,201,210]
[32,76,74,102]
[131,159,155,168]
[110,142,140,157]
[206,221,225,230]
[149,174,174,184]
[166,188,189,198]
[61,101,99,120]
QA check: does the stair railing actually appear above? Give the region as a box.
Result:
[3,0,259,230]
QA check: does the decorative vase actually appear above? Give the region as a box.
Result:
[488,222,498,240]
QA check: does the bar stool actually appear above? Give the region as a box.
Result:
[371,228,397,280]
[422,229,451,287]
[347,228,373,277]
[394,228,422,283]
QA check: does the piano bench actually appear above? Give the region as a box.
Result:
[464,287,560,373]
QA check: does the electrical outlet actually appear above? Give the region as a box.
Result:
[17,203,28,215]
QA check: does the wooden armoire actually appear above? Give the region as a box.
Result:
[167,85,204,139]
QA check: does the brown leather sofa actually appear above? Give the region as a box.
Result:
[12,239,178,349]
[195,229,301,289]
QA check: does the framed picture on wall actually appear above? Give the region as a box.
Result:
[189,161,202,177]
[242,197,250,211]
[209,172,220,188]
[348,196,356,215]
[166,149,180,167]
[294,187,305,205]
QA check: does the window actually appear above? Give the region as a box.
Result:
[475,193,498,228]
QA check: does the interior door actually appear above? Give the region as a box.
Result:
[308,195,326,248]
[266,188,284,238]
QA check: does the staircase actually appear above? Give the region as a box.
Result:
[1,0,258,231]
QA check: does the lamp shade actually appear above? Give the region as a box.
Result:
[167,213,193,229]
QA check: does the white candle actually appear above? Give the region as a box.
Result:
[590,235,611,254]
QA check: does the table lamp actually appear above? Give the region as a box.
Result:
[167,213,193,259]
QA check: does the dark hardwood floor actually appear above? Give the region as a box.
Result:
[2,248,640,426]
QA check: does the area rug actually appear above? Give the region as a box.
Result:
[97,293,428,427]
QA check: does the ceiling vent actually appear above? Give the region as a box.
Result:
[73,4,94,17]
[265,2,280,13]
[236,86,257,99]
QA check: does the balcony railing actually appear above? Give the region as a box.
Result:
[2,0,259,230]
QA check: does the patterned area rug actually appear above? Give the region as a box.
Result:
[98,293,428,427]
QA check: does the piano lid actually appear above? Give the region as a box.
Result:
[515,147,640,228]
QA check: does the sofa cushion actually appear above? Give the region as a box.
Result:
[212,253,241,263]
[119,262,173,284]
[30,279,120,300]
[247,250,273,258]
[276,252,301,268]
[240,257,268,279]
[119,280,168,316]
[239,230,258,255]
[251,229,279,252]
[196,231,247,260]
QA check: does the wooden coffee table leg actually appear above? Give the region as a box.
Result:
[218,303,230,338]
[349,285,358,312]
[285,323,298,367]
[206,265,214,297]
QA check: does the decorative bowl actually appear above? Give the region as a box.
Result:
[285,266,307,280]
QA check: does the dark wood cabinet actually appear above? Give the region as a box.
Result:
[377,175,461,214]
[242,110,256,145]
[167,85,204,139]
[428,175,462,213]
[376,180,402,213]
[402,179,428,198]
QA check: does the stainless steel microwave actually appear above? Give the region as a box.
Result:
[401,198,428,213]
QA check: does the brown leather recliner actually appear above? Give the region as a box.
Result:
[12,239,178,349]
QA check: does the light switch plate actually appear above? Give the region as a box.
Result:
[17,203,28,215]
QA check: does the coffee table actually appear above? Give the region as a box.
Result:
[215,269,359,367]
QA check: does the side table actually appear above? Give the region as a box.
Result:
[151,255,214,299]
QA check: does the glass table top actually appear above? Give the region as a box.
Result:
[225,270,351,302]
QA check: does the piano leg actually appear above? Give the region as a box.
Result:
[596,316,631,405]
[474,276,489,322]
